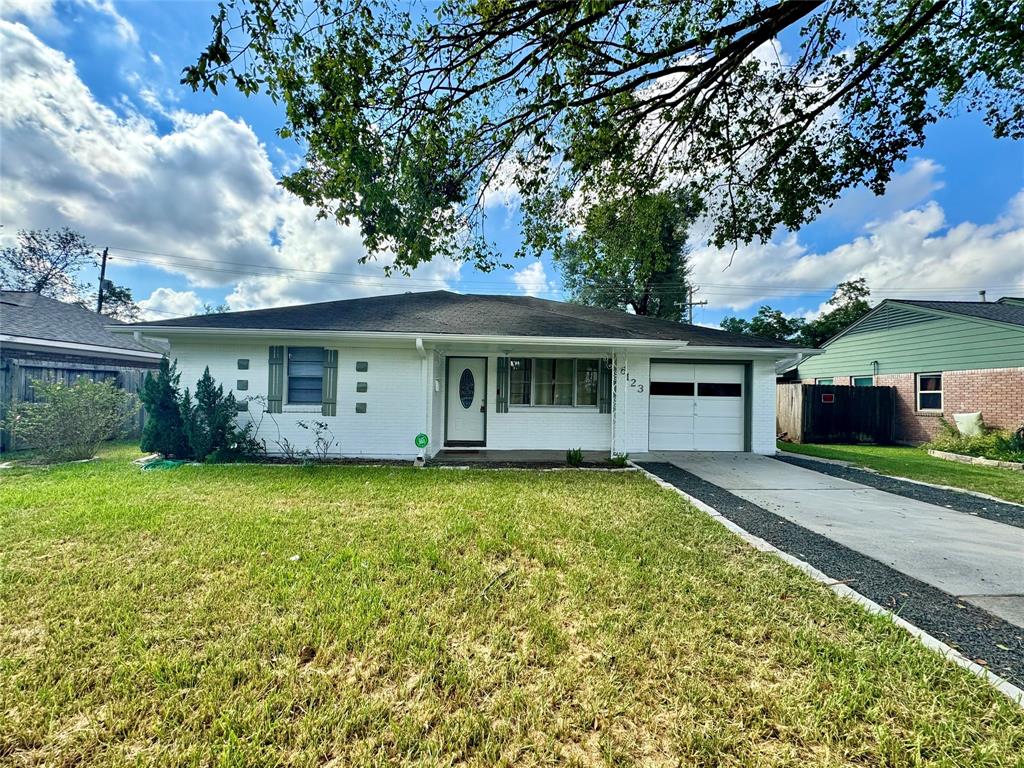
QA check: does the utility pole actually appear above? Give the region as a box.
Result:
[684,286,708,324]
[96,247,108,314]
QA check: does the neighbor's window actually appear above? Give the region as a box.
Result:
[287,346,324,404]
[816,377,834,385]
[853,376,873,387]
[916,372,943,411]
[508,358,600,408]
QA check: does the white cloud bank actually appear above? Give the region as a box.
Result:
[0,19,461,314]
[688,187,1024,312]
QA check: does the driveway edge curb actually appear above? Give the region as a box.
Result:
[630,461,1024,710]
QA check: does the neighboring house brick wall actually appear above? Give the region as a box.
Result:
[873,367,1024,443]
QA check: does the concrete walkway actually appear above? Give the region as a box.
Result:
[638,452,1024,627]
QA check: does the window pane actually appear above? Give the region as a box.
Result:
[509,358,531,405]
[650,381,694,396]
[534,359,554,405]
[853,376,873,387]
[288,347,323,404]
[576,359,599,406]
[553,359,574,405]
[816,378,833,385]
[919,374,942,392]
[919,392,942,410]
[698,382,742,397]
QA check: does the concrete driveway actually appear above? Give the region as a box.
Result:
[641,452,1024,627]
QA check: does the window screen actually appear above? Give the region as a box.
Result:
[650,381,695,396]
[509,358,532,405]
[534,359,574,405]
[917,373,942,411]
[697,382,742,397]
[287,347,324,404]
[575,359,599,406]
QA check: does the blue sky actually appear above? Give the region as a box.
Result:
[1,0,1022,324]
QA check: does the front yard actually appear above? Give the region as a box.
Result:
[778,442,1024,504]
[2,446,1022,766]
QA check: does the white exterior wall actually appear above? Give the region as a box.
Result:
[749,358,778,454]
[171,339,427,458]
[168,339,781,458]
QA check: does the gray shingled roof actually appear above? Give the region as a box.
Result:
[1,291,160,354]
[893,299,1024,328]
[128,290,799,348]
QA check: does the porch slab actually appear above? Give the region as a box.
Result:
[432,449,609,465]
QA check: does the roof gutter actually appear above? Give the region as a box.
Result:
[107,324,816,356]
[0,333,164,360]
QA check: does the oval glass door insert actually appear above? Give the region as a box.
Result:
[459,368,475,408]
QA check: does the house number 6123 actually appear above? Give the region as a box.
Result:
[618,367,644,393]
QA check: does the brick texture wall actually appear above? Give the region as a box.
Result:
[875,367,1024,443]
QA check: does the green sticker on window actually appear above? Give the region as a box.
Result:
[414,433,429,449]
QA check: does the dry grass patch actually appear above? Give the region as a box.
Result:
[0,444,1022,767]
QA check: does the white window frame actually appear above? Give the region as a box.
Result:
[915,372,943,412]
[815,377,834,385]
[508,357,599,410]
[852,375,874,387]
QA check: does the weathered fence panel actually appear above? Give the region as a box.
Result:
[776,383,896,444]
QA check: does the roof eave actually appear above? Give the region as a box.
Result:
[111,325,808,356]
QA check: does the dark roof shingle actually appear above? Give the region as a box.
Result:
[1,291,159,354]
[893,299,1024,328]
[129,290,798,348]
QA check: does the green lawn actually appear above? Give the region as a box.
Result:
[2,445,1022,766]
[778,442,1024,505]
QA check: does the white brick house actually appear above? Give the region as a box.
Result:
[116,292,808,459]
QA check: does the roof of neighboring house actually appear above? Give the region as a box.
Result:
[1,290,162,356]
[890,298,1024,328]
[124,290,802,349]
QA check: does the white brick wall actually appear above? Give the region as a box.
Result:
[750,358,778,454]
[171,339,426,458]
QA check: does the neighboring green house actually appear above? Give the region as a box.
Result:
[788,297,1024,443]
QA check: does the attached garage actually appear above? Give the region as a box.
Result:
[648,362,747,451]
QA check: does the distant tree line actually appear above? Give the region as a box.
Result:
[719,278,872,347]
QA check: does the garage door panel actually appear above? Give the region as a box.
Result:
[695,400,743,418]
[692,416,743,434]
[649,396,695,417]
[694,432,744,451]
[649,415,695,434]
[650,431,694,451]
[695,364,743,383]
[650,363,695,382]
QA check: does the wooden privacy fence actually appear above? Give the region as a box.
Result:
[777,383,896,444]
[0,358,151,451]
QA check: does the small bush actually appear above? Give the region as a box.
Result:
[139,359,189,458]
[181,367,239,462]
[5,378,139,462]
[927,420,1024,463]
[566,447,584,467]
[609,453,630,468]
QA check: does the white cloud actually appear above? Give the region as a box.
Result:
[0,20,462,311]
[138,287,203,320]
[512,261,554,297]
[688,191,1024,311]
[1,0,136,43]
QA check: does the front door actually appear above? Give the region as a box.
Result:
[446,357,487,445]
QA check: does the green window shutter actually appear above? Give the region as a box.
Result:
[598,359,612,414]
[496,357,509,413]
[267,345,284,413]
[321,349,339,416]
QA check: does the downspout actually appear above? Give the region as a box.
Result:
[416,338,429,462]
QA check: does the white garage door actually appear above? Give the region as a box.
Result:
[648,363,745,451]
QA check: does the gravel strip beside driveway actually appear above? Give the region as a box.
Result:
[774,453,1024,529]
[638,461,1024,689]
